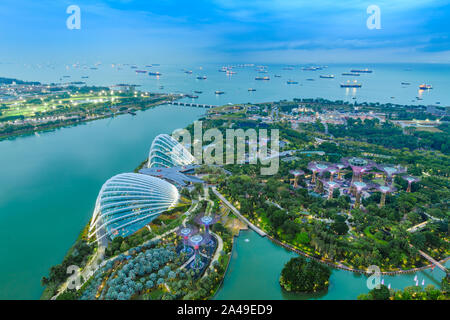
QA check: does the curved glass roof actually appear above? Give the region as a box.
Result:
[147,134,195,168]
[89,173,179,241]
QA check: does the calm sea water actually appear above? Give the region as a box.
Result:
[0,63,448,299]
[1,63,449,106]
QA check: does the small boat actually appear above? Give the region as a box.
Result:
[274,75,282,78]
[255,76,270,80]
[248,88,256,91]
[185,94,199,99]
[196,76,207,80]
[419,84,432,90]
[320,75,335,79]
[350,68,372,73]
[340,80,362,88]
[286,80,298,84]
[342,73,360,76]
[215,91,225,95]
[135,70,147,74]
[184,70,193,74]
[401,82,411,85]
[81,76,89,79]
[148,72,162,76]
[306,78,315,81]
[194,91,203,94]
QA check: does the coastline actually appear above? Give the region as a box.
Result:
[0,97,179,142]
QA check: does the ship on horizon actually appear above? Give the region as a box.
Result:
[419,84,432,90]
[340,80,362,88]
[350,68,373,73]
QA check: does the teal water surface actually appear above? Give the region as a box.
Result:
[0,105,204,299]
[214,230,448,300]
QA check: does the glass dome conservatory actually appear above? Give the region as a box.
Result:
[147,134,195,168]
[89,173,179,242]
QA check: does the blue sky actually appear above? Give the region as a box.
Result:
[0,0,449,64]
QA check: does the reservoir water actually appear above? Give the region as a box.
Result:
[0,105,204,299]
[214,230,449,300]
[0,63,448,299]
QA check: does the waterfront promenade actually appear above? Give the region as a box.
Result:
[212,187,449,276]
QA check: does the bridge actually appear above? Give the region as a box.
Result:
[411,245,449,274]
[212,187,267,237]
[170,101,218,108]
[407,221,428,233]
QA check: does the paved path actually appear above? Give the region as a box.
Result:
[211,187,266,237]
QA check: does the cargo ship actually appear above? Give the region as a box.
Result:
[350,68,372,73]
[255,76,270,80]
[287,80,298,84]
[340,80,362,88]
[320,75,335,79]
[419,84,432,90]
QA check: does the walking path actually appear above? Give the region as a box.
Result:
[212,187,267,237]
[212,187,450,276]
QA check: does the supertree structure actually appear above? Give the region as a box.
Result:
[188,233,210,270]
[352,181,371,209]
[308,162,331,192]
[195,213,220,235]
[177,225,197,254]
[376,185,396,207]
[376,164,406,185]
[336,163,347,180]
[402,175,420,192]
[321,179,341,200]
[327,166,338,182]
[289,169,305,188]
[342,157,374,196]
[341,157,375,184]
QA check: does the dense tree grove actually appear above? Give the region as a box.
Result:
[214,115,449,271]
[279,256,331,293]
